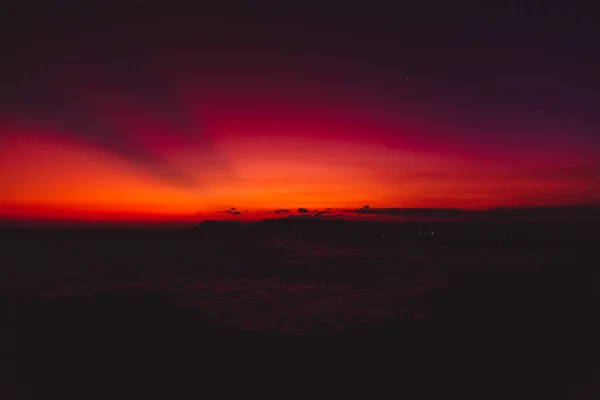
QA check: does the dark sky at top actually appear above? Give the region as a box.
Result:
[3,1,599,134]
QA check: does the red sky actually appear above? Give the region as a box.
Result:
[1,4,599,224]
[2,89,598,224]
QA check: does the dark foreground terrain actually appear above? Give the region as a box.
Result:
[1,221,599,399]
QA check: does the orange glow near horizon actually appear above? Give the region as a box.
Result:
[2,5,600,226]
[2,87,600,224]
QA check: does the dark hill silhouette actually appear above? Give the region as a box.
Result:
[2,256,598,399]
[190,220,250,242]
[190,218,599,251]
[2,220,599,398]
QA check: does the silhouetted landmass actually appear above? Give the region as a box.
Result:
[1,220,599,398]
[189,217,600,251]
[1,257,598,399]
[192,219,247,239]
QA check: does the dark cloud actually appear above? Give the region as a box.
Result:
[313,210,342,218]
[317,213,346,218]
[6,89,201,186]
[297,208,309,213]
[230,208,236,211]
[348,206,600,222]
[352,207,465,216]
[0,8,227,187]
[273,209,290,214]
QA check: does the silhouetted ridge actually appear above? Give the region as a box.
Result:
[2,255,598,399]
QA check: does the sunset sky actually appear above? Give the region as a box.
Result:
[1,3,599,224]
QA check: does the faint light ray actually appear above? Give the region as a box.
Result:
[1,61,226,188]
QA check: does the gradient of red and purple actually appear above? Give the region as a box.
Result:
[1,4,599,225]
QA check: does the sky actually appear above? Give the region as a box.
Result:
[1,2,599,224]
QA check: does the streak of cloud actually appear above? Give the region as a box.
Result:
[0,8,227,188]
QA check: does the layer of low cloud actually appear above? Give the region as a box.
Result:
[349,205,600,221]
